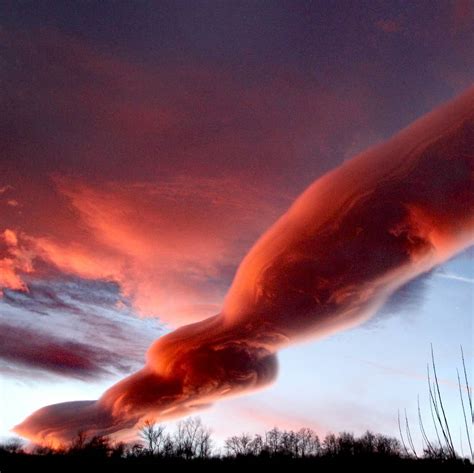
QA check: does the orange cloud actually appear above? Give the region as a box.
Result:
[0,28,378,322]
[0,176,286,326]
[0,230,33,295]
[14,87,474,447]
[0,259,27,295]
[3,229,18,246]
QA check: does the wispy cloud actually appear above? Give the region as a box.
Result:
[434,271,474,284]
[0,176,289,326]
[0,275,163,380]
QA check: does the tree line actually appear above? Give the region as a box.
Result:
[1,417,472,472]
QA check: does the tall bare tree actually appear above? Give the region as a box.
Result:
[225,433,253,456]
[139,419,166,455]
[174,417,212,459]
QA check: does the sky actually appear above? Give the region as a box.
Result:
[0,0,473,454]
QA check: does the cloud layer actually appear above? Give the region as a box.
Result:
[14,87,474,446]
[0,176,288,326]
[0,276,162,380]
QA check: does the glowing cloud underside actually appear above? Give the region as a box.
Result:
[15,87,474,446]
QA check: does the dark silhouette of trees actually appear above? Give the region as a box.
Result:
[0,438,24,455]
[225,432,254,456]
[1,422,471,472]
[136,416,212,459]
[225,427,321,458]
[68,431,116,458]
[223,426,402,460]
[297,427,321,457]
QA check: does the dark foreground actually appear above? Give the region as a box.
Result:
[1,452,472,473]
[3,425,472,472]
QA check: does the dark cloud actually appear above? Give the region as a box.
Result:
[0,275,163,380]
[0,323,127,379]
[0,28,370,190]
[368,272,433,325]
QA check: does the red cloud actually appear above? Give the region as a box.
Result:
[14,87,474,447]
[0,27,377,326]
[0,323,119,379]
[0,229,33,295]
[1,176,287,326]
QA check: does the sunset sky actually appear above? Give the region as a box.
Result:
[0,1,473,452]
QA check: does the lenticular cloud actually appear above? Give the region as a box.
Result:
[15,87,474,446]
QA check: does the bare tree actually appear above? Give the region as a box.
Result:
[82,435,111,458]
[265,427,282,455]
[196,423,213,459]
[297,427,320,457]
[458,346,473,461]
[374,433,401,456]
[337,432,356,456]
[70,430,88,452]
[399,345,474,461]
[1,438,24,454]
[322,433,339,456]
[249,433,264,456]
[139,419,166,455]
[225,428,321,458]
[174,417,213,459]
[280,430,299,457]
[225,433,253,456]
[429,345,455,456]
